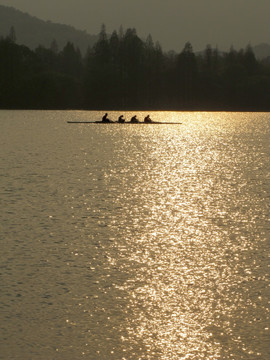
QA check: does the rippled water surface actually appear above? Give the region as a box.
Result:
[0,110,269,359]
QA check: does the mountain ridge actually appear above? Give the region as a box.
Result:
[0,5,269,59]
[0,5,97,54]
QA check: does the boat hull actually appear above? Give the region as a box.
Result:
[67,121,182,124]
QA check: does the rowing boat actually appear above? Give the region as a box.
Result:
[67,121,182,124]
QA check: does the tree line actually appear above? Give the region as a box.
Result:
[1,25,270,110]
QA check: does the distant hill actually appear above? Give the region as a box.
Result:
[252,43,270,60]
[0,5,98,54]
[0,5,269,60]
[195,43,270,61]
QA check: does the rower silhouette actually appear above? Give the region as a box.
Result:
[102,113,112,122]
[130,115,139,123]
[118,115,125,123]
[144,115,152,123]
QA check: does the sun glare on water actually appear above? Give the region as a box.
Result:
[0,111,269,360]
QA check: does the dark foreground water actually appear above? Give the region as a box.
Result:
[0,110,269,360]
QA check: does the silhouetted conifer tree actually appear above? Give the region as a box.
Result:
[121,28,144,107]
[60,42,82,78]
[8,26,16,43]
[50,39,59,54]
[84,25,112,108]
[94,24,110,62]
[177,42,198,108]
[118,25,124,40]
[244,45,258,75]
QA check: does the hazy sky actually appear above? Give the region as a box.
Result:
[1,0,269,51]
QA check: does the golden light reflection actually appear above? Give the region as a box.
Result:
[97,112,269,359]
[1,111,269,359]
[52,112,269,359]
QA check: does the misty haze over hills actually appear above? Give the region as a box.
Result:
[0,5,97,54]
[0,5,270,59]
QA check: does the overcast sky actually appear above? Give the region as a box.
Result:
[1,0,269,51]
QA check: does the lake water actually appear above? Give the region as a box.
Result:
[0,110,269,360]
